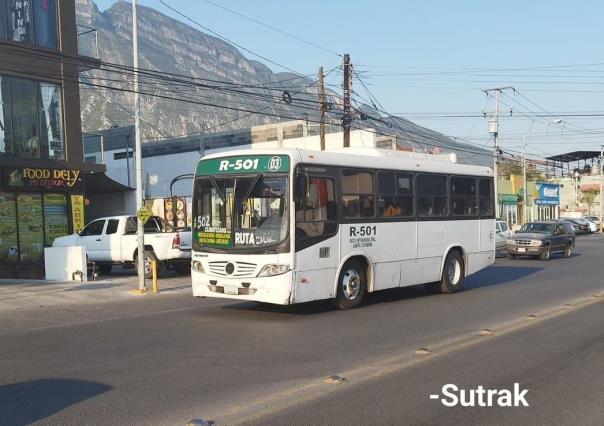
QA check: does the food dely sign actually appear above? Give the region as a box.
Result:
[5,167,82,191]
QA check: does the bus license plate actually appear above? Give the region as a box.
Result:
[224,285,239,295]
[517,248,526,253]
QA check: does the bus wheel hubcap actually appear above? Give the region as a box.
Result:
[342,269,361,299]
[447,260,460,284]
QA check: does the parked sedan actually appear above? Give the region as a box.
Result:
[559,218,589,235]
[495,220,512,251]
[506,221,575,260]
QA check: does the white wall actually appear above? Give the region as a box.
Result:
[92,129,377,220]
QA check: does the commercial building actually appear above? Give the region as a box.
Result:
[0,0,108,278]
[497,175,560,228]
[84,120,460,226]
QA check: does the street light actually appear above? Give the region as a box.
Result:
[574,170,580,207]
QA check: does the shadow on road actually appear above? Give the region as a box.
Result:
[464,265,542,289]
[0,378,111,425]
[221,264,544,316]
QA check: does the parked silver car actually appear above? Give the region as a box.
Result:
[495,220,512,251]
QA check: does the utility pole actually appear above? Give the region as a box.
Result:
[133,0,146,292]
[600,145,603,232]
[342,54,351,148]
[318,66,326,151]
[483,86,514,219]
[522,136,527,224]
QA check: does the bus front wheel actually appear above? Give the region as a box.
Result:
[440,251,465,294]
[335,260,367,310]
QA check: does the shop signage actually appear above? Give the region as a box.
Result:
[5,167,82,191]
[535,183,560,206]
[499,193,518,205]
[71,195,85,233]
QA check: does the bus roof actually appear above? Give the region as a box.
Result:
[198,147,493,177]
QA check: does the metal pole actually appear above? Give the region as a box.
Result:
[133,0,146,292]
[600,145,603,232]
[318,66,326,151]
[343,54,351,148]
[493,90,499,218]
[100,134,105,164]
[523,136,527,224]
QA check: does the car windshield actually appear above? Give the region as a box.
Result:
[192,175,289,250]
[519,223,554,234]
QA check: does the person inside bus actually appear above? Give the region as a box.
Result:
[360,196,374,217]
[384,199,402,217]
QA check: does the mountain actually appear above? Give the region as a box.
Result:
[75,0,490,166]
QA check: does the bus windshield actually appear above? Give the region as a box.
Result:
[193,175,289,250]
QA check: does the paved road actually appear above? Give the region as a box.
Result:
[0,234,603,425]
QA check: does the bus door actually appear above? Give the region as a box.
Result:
[293,166,340,302]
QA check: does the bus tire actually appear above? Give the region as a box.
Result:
[440,251,464,294]
[335,259,366,310]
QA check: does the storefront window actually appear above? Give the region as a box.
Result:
[33,0,57,48]
[0,0,7,38]
[0,75,64,159]
[2,0,57,47]
[11,77,40,158]
[0,192,18,266]
[17,193,44,265]
[0,76,12,153]
[43,193,68,245]
[39,82,63,160]
[7,0,33,43]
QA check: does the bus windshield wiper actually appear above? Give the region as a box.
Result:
[209,175,226,203]
[240,173,263,206]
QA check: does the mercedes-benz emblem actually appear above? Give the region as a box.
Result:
[225,262,235,275]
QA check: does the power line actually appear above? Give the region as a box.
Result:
[200,0,342,57]
[158,0,311,79]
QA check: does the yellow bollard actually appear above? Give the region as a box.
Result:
[151,259,159,293]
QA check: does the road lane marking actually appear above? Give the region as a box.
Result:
[213,291,604,425]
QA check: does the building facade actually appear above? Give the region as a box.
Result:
[0,0,104,278]
[498,175,560,228]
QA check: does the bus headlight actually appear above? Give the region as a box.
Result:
[257,264,290,277]
[192,261,205,273]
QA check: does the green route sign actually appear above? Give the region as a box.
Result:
[196,155,290,176]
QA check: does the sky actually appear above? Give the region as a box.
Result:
[92,0,604,161]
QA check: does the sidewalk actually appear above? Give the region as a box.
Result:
[0,268,191,312]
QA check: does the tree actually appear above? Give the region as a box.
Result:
[581,190,598,215]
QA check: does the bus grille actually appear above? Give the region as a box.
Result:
[208,261,258,277]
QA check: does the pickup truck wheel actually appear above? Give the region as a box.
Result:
[98,264,112,275]
[563,243,573,258]
[539,245,551,261]
[173,263,190,275]
[135,251,160,279]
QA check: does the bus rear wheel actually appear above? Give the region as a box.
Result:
[440,251,465,294]
[335,260,366,310]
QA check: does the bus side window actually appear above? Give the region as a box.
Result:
[450,176,478,217]
[342,169,374,219]
[417,174,448,217]
[296,176,337,239]
[479,178,494,217]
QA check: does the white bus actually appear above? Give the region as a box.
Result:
[191,148,495,309]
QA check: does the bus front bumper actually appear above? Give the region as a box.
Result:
[192,271,293,305]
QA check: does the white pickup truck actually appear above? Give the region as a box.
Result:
[53,215,192,277]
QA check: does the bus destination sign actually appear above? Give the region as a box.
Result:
[196,155,290,175]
